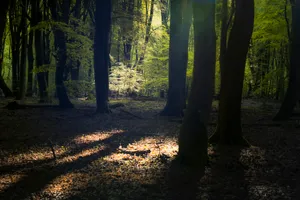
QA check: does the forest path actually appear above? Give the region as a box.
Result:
[0,98,299,199]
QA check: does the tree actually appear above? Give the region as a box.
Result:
[274,0,300,121]
[16,0,29,100]
[33,0,49,102]
[178,0,216,167]
[209,0,254,145]
[0,0,13,97]
[49,0,74,108]
[160,0,193,116]
[94,0,112,113]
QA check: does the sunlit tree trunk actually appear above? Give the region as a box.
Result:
[274,0,300,121]
[139,0,154,64]
[94,0,112,113]
[160,0,193,116]
[209,0,254,145]
[0,0,13,97]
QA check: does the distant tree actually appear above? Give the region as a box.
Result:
[0,0,13,97]
[209,0,254,145]
[160,0,193,116]
[178,0,216,167]
[274,0,300,121]
[94,0,112,113]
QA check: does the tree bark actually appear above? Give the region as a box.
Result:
[160,0,193,116]
[0,0,13,97]
[17,0,28,100]
[33,0,48,102]
[178,0,216,166]
[139,0,154,64]
[274,0,300,121]
[160,0,169,31]
[50,0,73,108]
[94,0,112,113]
[26,23,34,97]
[209,0,254,145]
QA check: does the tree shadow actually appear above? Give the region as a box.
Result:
[207,145,249,200]
[0,128,147,199]
[166,159,205,200]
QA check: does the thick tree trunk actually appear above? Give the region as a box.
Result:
[160,0,193,116]
[178,0,216,166]
[0,0,13,97]
[94,0,112,113]
[209,0,254,145]
[274,1,300,121]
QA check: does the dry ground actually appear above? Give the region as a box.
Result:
[0,98,299,200]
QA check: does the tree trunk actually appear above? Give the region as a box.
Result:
[219,0,228,86]
[26,26,34,97]
[160,0,169,31]
[122,0,134,66]
[274,0,300,121]
[0,0,13,97]
[209,0,254,145]
[160,0,193,116]
[17,0,28,100]
[94,0,112,113]
[33,0,48,102]
[178,0,216,166]
[50,0,73,108]
[9,0,21,96]
[139,0,154,64]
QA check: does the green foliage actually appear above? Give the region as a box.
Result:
[139,28,169,95]
[109,63,143,96]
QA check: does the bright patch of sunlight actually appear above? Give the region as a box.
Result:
[0,173,26,191]
[56,145,107,164]
[73,129,124,145]
[104,137,178,163]
[42,172,88,197]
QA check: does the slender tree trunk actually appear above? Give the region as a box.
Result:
[160,0,193,116]
[0,0,13,97]
[139,0,154,64]
[160,0,169,31]
[9,0,21,96]
[209,0,254,145]
[50,0,73,108]
[122,0,134,65]
[274,0,300,120]
[17,0,28,100]
[94,0,112,113]
[219,0,228,86]
[33,0,48,102]
[27,27,34,97]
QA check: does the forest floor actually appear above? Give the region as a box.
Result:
[0,98,299,200]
